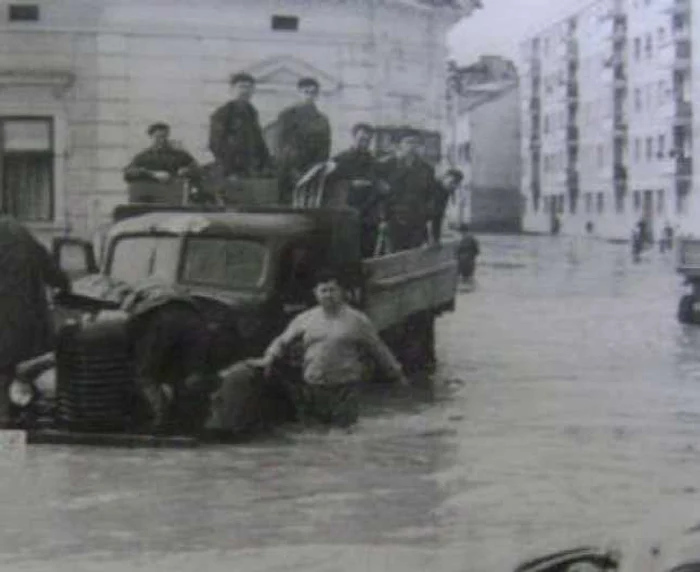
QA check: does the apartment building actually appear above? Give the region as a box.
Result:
[520,0,694,240]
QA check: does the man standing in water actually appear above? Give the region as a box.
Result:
[250,269,406,427]
[0,216,70,427]
[276,77,332,204]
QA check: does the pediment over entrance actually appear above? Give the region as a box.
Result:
[242,56,342,95]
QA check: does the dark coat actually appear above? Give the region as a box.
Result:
[331,148,383,222]
[378,156,436,251]
[209,100,270,177]
[123,144,197,183]
[0,217,69,371]
[276,103,331,202]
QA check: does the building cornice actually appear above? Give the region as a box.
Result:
[0,69,75,98]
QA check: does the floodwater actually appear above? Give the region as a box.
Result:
[2,235,700,571]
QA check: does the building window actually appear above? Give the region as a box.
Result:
[596,192,604,214]
[271,15,299,31]
[658,80,667,105]
[657,189,665,214]
[634,37,641,60]
[657,134,666,159]
[615,193,625,214]
[658,26,666,45]
[634,138,641,162]
[645,136,653,161]
[585,192,593,213]
[634,88,642,112]
[8,4,39,21]
[645,33,653,59]
[634,190,641,211]
[596,144,604,168]
[0,117,53,221]
[543,114,549,133]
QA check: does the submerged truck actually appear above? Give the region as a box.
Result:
[22,178,459,440]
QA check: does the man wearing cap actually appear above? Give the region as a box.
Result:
[330,123,386,257]
[276,77,332,203]
[378,128,437,251]
[208,73,270,177]
[123,122,198,184]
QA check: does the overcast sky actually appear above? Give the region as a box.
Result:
[447,0,593,65]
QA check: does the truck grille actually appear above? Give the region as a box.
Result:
[56,316,134,432]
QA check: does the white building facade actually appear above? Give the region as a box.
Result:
[519,0,694,240]
[0,0,480,239]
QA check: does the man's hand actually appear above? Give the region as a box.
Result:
[246,356,274,378]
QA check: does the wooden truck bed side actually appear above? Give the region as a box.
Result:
[362,240,459,332]
[677,237,700,278]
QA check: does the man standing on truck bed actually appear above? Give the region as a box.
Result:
[0,216,70,428]
[250,269,407,427]
[123,122,199,184]
[378,128,436,252]
[276,77,332,204]
[209,73,270,178]
[330,123,387,257]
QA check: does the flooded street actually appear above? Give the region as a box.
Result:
[4,235,700,571]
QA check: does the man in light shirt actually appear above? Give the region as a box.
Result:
[251,269,407,427]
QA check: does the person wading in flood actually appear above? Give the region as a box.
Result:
[0,216,70,427]
[249,269,407,427]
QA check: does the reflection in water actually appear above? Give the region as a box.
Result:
[3,236,700,571]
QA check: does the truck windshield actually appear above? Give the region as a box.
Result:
[181,237,267,290]
[109,235,180,284]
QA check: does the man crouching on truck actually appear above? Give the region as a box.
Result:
[249,269,407,427]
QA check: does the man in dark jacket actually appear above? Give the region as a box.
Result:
[209,73,270,177]
[378,129,436,252]
[330,123,386,257]
[432,168,463,243]
[0,217,70,427]
[276,77,332,204]
[123,122,198,184]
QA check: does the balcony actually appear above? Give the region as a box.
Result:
[675,100,693,124]
[566,83,579,100]
[674,39,691,69]
[673,25,691,41]
[668,0,690,15]
[677,157,693,178]
[614,163,627,181]
[567,125,579,140]
[614,122,628,137]
[613,71,627,88]
[612,23,626,42]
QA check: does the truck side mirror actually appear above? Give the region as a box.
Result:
[51,237,98,279]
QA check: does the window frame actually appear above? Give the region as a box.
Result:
[0,115,55,222]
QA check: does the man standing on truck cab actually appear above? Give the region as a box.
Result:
[123,122,199,184]
[209,73,270,178]
[378,129,436,252]
[331,123,387,257]
[0,216,70,428]
[276,77,332,204]
[250,269,407,427]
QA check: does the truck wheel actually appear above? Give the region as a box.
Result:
[678,294,697,325]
